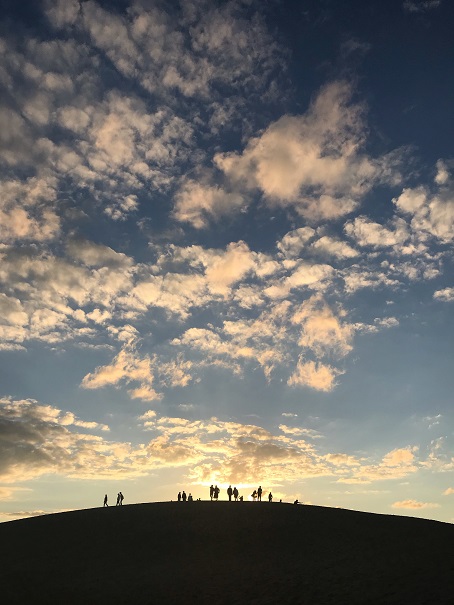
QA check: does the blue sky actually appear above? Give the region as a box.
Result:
[0,0,453,522]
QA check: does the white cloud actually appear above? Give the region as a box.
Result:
[277,227,316,257]
[311,235,359,259]
[292,295,354,358]
[81,332,162,401]
[392,499,440,509]
[393,166,454,244]
[213,81,403,222]
[345,216,410,248]
[288,358,342,392]
[173,180,246,228]
[443,487,454,495]
[0,176,60,243]
[264,262,334,299]
[434,287,454,302]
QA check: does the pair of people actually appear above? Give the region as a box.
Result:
[251,486,263,501]
[209,485,220,500]
[103,492,124,506]
[226,485,240,501]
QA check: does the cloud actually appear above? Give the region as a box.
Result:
[337,447,419,484]
[211,81,403,223]
[288,358,341,392]
[403,0,442,13]
[443,487,454,495]
[277,227,316,257]
[0,397,436,490]
[344,216,410,248]
[81,329,162,401]
[433,287,454,302]
[292,295,354,358]
[0,176,60,243]
[392,499,440,509]
[173,180,246,228]
[311,235,359,259]
[393,163,454,244]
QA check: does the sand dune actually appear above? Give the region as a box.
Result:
[0,502,453,604]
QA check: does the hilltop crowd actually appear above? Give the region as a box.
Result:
[103,486,298,507]
[175,485,274,503]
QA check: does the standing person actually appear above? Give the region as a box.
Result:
[119,492,124,505]
[214,485,220,500]
[233,486,239,501]
[210,485,214,501]
[227,485,233,501]
[268,492,273,502]
[257,486,262,501]
[178,492,181,502]
[116,493,120,506]
[188,493,193,501]
[182,491,187,502]
[103,494,108,507]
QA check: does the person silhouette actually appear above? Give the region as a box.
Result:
[103,494,108,507]
[119,492,124,505]
[188,493,193,501]
[182,491,187,502]
[227,485,233,501]
[257,486,262,501]
[294,499,299,505]
[116,493,120,506]
[233,486,239,501]
[251,490,257,501]
[178,492,181,502]
[268,492,273,502]
[214,485,220,500]
[210,485,214,501]
[239,495,243,501]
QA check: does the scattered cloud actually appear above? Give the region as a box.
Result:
[211,81,404,223]
[392,499,440,509]
[403,0,442,13]
[434,287,454,302]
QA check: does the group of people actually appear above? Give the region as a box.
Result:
[251,486,273,502]
[177,491,199,502]
[104,488,293,507]
[210,484,241,501]
[103,492,124,506]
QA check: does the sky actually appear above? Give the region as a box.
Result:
[0,0,453,524]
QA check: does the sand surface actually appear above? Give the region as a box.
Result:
[1,502,453,604]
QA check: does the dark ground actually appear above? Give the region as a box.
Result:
[0,502,453,605]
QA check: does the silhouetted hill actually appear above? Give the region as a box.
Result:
[1,502,453,604]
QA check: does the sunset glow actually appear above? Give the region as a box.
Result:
[0,0,453,524]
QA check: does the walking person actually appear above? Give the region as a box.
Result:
[119,492,124,505]
[103,494,108,507]
[116,493,120,506]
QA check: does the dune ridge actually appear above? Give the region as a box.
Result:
[1,502,453,604]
